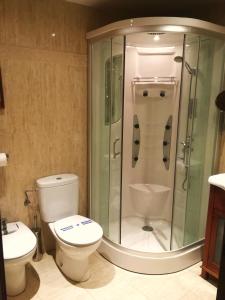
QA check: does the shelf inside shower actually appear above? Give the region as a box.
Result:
[132,76,176,84]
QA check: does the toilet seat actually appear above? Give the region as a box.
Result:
[54,215,103,246]
[3,222,37,260]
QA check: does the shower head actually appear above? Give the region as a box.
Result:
[174,56,196,75]
[174,56,183,63]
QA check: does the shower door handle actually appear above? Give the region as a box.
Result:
[113,138,120,159]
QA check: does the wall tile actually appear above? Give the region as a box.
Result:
[0,0,103,54]
[0,0,101,226]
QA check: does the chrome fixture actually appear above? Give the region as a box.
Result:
[1,218,8,235]
[180,136,191,166]
[132,114,140,168]
[163,115,173,170]
[24,191,31,206]
[174,56,197,75]
[113,138,120,159]
[24,189,36,206]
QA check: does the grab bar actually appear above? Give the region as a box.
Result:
[113,138,120,159]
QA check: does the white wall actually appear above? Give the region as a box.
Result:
[122,43,183,223]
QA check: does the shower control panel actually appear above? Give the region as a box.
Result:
[163,115,172,170]
[132,114,140,168]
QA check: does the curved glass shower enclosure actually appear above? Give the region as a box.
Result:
[88,18,225,274]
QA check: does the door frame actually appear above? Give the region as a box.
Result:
[0,213,6,300]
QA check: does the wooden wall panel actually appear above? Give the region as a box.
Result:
[0,0,102,227]
[0,0,102,53]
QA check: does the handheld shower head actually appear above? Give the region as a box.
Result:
[174,56,196,75]
[174,56,183,63]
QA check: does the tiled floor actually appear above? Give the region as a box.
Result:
[8,252,217,300]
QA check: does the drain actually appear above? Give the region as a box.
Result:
[142,225,153,232]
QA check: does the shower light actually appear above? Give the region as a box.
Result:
[153,35,160,41]
[137,46,175,55]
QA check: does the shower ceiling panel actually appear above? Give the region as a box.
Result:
[126,32,184,48]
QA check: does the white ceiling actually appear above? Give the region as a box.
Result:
[127,32,184,48]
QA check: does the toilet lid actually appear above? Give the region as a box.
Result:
[54,215,103,246]
[3,222,37,260]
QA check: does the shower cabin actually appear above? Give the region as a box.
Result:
[88,17,225,274]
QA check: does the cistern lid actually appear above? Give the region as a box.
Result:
[3,222,36,260]
[54,215,103,246]
[37,174,78,188]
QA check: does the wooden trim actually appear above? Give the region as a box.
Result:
[202,265,219,279]
[0,68,4,109]
[217,222,225,299]
[202,185,225,280]
[201,186,215,277]
[0,213,7,300]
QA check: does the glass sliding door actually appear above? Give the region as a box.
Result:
[90,38,111,238]
[172,35,225,250]
[172,34,200,250]
[90,36,124,243]
[108,36,124,243]
[183,37,225,246]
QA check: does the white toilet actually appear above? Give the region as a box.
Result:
[3,222,37,296]
[37,174,103,282]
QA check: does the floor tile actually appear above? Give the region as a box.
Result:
[6,251,217,300]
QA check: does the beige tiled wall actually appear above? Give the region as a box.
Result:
[0,0,103,226]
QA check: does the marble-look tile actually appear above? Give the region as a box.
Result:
[129,263,217,300]
[0,0,104,230]
[46,286,94,300]
[8,252,217,300]
[0,45,88,226]
[0,0,102,54]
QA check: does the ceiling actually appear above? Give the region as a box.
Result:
[66,0,224,26]
[66,0,223,8]
[65,0,225,21]
[66,0,105,6]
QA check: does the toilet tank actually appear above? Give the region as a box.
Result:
[36,174,79,223]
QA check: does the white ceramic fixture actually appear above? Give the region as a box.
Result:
[208,173,225,190]
[37,174,103,282]
[3,222,37,296]
[129,183,170,218]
